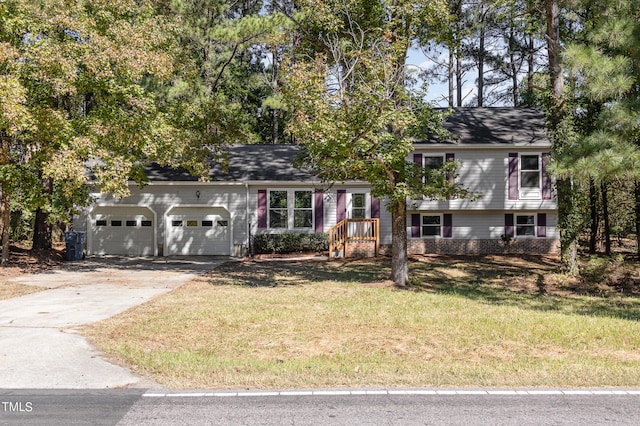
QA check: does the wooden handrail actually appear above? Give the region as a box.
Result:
[329,218,380,258]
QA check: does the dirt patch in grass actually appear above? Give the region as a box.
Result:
[0,244,65,279]
[85,255,640,389]
[0,244,62,300]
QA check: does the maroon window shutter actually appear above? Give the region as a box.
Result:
[542,153,552,200]
[413,153,423,167]
[314,191,324,233]
[337,190,346,222]
[504,213,514,237]
[443,213,453,238]
[411,214,421,238]
[508,153,519,200]
[257,190,267,228]
[371,196,380,219]
[537,213,547,237]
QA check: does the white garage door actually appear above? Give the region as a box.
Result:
[90,206,155,256]
[166,207,230,256]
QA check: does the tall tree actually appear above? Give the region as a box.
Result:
[543,0,580,272]
[282,0,474,286]
[162,0,286,152]
[0,0,182,259]
[561,0,640,257]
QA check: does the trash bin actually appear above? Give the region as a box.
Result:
[64,231,85,261]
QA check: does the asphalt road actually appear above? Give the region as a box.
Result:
[1,390,639,425]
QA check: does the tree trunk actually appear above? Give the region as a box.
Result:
[477,9,485,107]
[527,34,534,95]
[448,48,454,108]
[271,109,279,144]
[456,50,463,107]
[390,200,408,287]
[589,179,598,254]
[0,187,9,266]
[32,177,53,251]
[601,181,611,256]
[546,0,578,273]
[509,29,518,106]
[0,136,9,266]
[546,0,564,105]
[271,46,280,144]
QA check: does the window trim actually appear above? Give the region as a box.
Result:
[293,190,313,229]
[268,190,289,229]
[421,214,443,238]
[423,154,445,171]
[267,189,314,230]
[518,153,543,200]
[515,214,536,238]
[347,191,370,219]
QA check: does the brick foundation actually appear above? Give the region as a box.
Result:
[378,239,560,256]
[345,241,377,258]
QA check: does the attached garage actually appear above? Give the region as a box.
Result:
[88,206,156,256]
[165,206,231,256]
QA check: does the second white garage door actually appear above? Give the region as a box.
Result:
[165,206,231,256]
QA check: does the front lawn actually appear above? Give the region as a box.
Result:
[84,255,640,389]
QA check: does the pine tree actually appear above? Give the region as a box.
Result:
[562,0,640,257]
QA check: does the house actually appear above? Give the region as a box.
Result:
[74,107,559,257]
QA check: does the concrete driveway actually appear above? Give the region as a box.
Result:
[0,256,229,389]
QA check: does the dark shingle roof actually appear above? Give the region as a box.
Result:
[145,144,314,182]
[420,107,549,146]
[144,108,549,181]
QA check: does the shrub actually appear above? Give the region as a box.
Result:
[252,233,329,254]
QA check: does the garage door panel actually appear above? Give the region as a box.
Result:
[166,208,230,256]
[90,208,155,256]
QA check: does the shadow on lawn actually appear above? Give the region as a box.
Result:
[208,255,640,322]
[208,258,389,287]
[409,255,640,322]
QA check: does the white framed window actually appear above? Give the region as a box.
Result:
[293,191,313,228]
[421,214,442,237]
[268,189,314,229]
[269,190,288,228]
[519,154,541,199]
[351,193,366,218]
[346,191,371,219]
[516,214,536,237]
[423,155,444,170]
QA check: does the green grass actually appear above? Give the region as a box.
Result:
[84,255,640,389]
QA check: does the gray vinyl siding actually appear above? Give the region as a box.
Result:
[406,210,559,240]
[410,147,557,211]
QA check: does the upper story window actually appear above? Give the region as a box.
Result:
[509,152,551,201]
[520,155,541,199]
